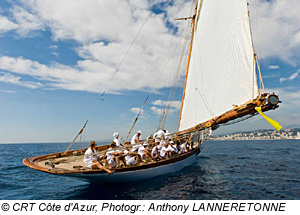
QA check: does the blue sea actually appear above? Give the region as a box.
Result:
[0,140,299,200]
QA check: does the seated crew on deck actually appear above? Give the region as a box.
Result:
[159,137,166,148]
[167,140,178,156]
[138,142,154,162]
[160,142,171,159]
[84,141,113,174]
[123,142,140,166]
[113,132,124,147]
[105,141,122,168]
[177,141,187,154]
[151,143,162,160]
[131,130,142,145]
[185,141,193,151]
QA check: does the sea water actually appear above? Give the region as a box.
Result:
[0,140,299,200]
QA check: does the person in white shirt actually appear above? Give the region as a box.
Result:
[177,141,187,154]
[159,138,166,148]
[153,129,165,140]
[105,142,122,168]
[83,141,113,174]
[160,142,171,159]
[151,143,162,160]
[167,141,178,156]
[131,130,142,144]
[113,132,124,147]
[123,143,140,166]
[138,142,154,162]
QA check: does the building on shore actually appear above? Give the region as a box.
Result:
[209,128,300,141]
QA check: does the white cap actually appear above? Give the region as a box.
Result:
[113,132,119,139]
[147,135,153,140]
[156,130,165,137]
[137,130,142,134]
[143,142,148,146]
[170,140,175,144]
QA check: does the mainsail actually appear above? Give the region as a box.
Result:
[179,0,259,131]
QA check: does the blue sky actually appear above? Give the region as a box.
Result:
[0,0,300,143]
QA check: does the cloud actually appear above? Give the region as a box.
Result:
[264,87,300,127]
[1,0,300,67]
[151,99,181,109]
[0,6,45,37]
[0,0,194,94]
[11,0,193,43]
[0,72,43,89]
[0,16,18,34]
[268,65,280,70]
[0,54,185,93]
[250,0,300,65]
[48,45,59,57]
[280,69,300,83]
[150,99,181,115]
[0,89,15,93]
[130,107,144,115]
[11,6,45,36]
[151,106,164,115]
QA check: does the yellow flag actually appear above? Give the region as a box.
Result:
[255,107,282,132]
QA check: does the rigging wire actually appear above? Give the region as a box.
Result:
[124,33,186,139]
[252,0,265,93]
[124,95,149,141]
[125,7,195,137]
[196,88,214,117]
[65,12,151,152]
[159,30,190,129]
[254,0,261,66]
[158,1,195,130]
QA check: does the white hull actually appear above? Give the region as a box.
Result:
[62,153,199,184]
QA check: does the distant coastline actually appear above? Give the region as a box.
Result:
[210,128,300,141]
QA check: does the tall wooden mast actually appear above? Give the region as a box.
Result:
[177,0,199,131]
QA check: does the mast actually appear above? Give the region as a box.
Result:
[178,0,199,131]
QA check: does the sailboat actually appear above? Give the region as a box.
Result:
[23,0,280,183]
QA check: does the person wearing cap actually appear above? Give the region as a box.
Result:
[84,141,113,174]
[113,132,124,147]
[167,140,178,156]
[138,141,154,162]
[131,130,142,145]
[153,129,165,140]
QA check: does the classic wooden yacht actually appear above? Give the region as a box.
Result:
[23,0,280,183]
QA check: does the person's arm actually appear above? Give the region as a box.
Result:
[112,151,120,156]
[129,152,138,155]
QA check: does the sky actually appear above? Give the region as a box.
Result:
[0,0,300,144]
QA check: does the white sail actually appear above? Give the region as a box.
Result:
[179,0,258,131]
